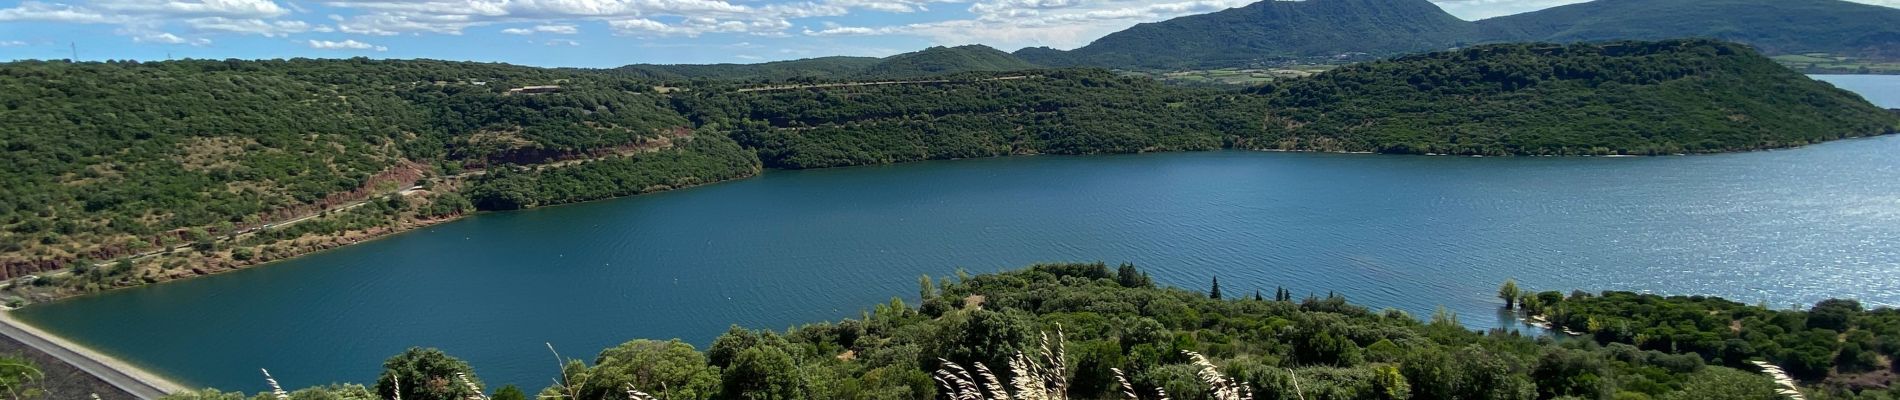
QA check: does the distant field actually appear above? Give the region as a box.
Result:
[1773,53,1900,74]
[1124,65,1338,86]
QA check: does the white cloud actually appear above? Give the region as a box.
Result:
[0,2,126,23]
[545,39,581,46]
[187,17,315,36]
[307,38,387,51]
[503,24,579,35]
[0,40,27,47]
[610,16,790,37]
[131,31,213,46]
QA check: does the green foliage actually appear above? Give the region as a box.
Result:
[491,385,526,400]
[1531,288,1900,384]
[563,339,720,400]
[462,136,759,210]
[0,354,41,399]
[1500,279,1521,310]
[373,347,483,400]
[186,264,1900,400]
[859,46,1042,79]
[1250,40,1900,156]
[1658,367,1781,400]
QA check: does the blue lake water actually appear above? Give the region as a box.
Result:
[14,74,1900,392]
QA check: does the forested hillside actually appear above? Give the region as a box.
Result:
[159,263,1895,400]
[1242,40,1900,155]
[1018,0,1474,69]
[611,45,1041,82]
[2,39,1895,300]
[1474,0,1900,59]
[1019,0,1900,70]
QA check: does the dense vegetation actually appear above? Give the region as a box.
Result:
[4,39,1895,295]
[1019,0,1900,70]
[0,58,693,280]
[612,46,1043,83]
[1474,0,1900,59]
[462,136,759,210]
[1512,287,1900,395]
[683,70,1235,169]
[158,264,1899,400]
[1244,40,1900,155]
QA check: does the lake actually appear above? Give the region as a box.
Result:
[15,75,1900,392]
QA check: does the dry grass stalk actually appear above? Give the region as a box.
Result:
[1109,369,1132,400]
[933,326,1069,400]
[1185,351,1252,400]
[544,342,595,400]
[458,372,487,400]
[625,383,657,400]
[393,375,402,400]
[261,368,290,400]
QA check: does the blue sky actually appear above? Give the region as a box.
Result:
[2,0,1897,68]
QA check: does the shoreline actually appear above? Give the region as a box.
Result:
[0,311,185,399]
[15,131,1900,306]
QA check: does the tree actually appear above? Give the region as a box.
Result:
[1210,276,1222,299]
[1115,263,1152,288]
[1661,367,1780,400]
[585,339,720,400]
[373,348,483,400]
[1499,279,1520,310]
[720,346,801,400]
[492,385,527,400]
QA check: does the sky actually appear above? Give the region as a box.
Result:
[1,0,1898,68]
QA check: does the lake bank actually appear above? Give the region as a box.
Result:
[8,73,1898,392]
[19,130,1900,391]
[0,311,183,398]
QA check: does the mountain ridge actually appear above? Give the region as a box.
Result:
[1020,0,1900,70]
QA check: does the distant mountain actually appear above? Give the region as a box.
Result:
[614,45,1041,81]
[1020,0,1474,69]
[859,45,1042,78]
[1474,0,1900,59]
[613,56,882,81]
[1019,0,1900,70]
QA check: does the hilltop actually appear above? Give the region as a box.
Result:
[612,45,1040,82]
[1019,0,1900,70]
[1239,40,1900,155]
[1017,0,1475,69]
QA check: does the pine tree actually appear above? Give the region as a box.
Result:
[1254,290,1265,301]
[1210,276,1223,299]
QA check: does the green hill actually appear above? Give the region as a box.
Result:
[859,45,1042,79]
[1022,0,1474,69]
[1242,40,1900,155]
[611,45,1041,82]
[1474,0,1900,58]
[1021,0,1900,70]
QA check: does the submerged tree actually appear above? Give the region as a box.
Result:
[1499,279,1520,310]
